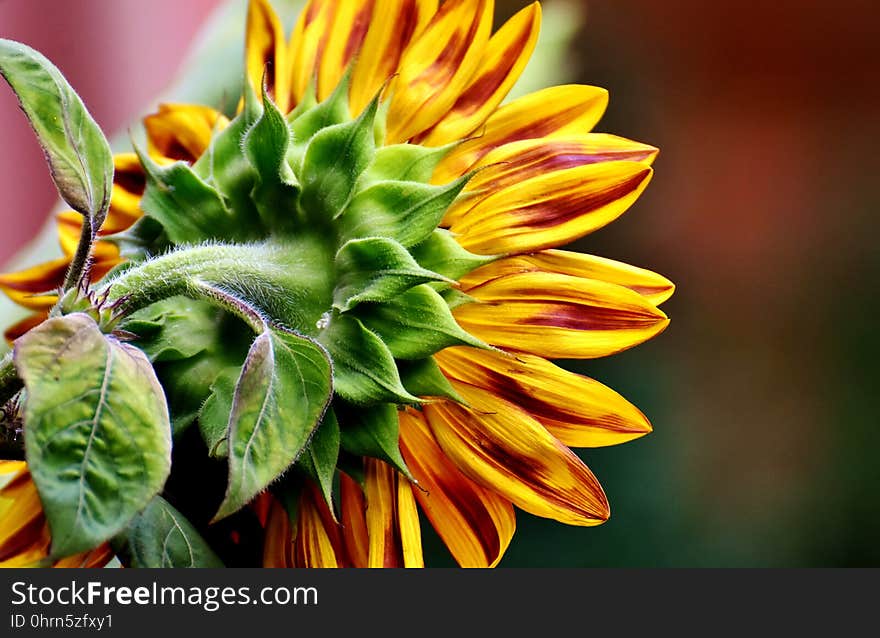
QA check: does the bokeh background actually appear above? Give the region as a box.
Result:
[1,0,878,566]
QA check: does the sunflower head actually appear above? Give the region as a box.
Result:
[0,0,673,568]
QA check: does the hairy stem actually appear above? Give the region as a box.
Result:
[62,217,93,291]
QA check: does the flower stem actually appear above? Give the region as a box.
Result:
[62,217,93,291]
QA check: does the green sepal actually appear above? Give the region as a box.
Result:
[398,357,465,404]
[441,287,479,310]
[0,39,113,232]
[298,93,378,221]
[243,85,300,231]
[113,496,224,568]
[339,174,470,248]
[271,473,304,526]
[198,365,241,458]
[14,313,172,557]
[410,229,496,282]
[317,314,420,405]
[333,237,452,312]
[287,76,349,175]
[213,328,333,522]
[360,142,454,185]
[337,453,366,488]
[336,402,412,479]
[296,409,340,515]
[136,147,237,244]
[121,296,220,363]
[356,284,487,360]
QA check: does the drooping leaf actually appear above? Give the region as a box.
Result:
[337,402,411,479]
[214,328,333,521]
[317,314,419,405]
[115,496,224,568]
[339,176,470,248]
[333,237,450,312]
[409,229,495,282]
[0,39,113,230]
[298,96,378,220]
[296,409,340,512]
[356,285,487,360]
[14,313,171,557]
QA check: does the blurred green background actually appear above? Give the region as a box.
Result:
[1,0,878,566]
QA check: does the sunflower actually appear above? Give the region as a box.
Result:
[0,0,673,568]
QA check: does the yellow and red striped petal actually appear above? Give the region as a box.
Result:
[293,485,346,568]
[464,134,659,195]
[364,458,423,568]
[431,84,609,182]
[340,472,370,568]
[4,312,47,344]
[52,544,114,568]
[56,213,127,263]
[399,409,515,567]
[417,2,541,147]
[263,496,294,567]
[424,382,610,526]
[385,0,494,144]
[144,104,229,163]
[316,0,376,101]
[288,0,337,105]
[453,271,669,358]
[448,161,653,254]
[0,463,46,567]
[0,258,69,310]
[436,347,652,447]
[348,0,437,116]
[460,250,675,306]
[245,0,291,112]
[106,153,147,228]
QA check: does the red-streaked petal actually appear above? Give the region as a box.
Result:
[245,0,291,112]
[453,271,669,358]
[0,464,46,564]
[4,312,47,344]
[293,484,346,568]
[431,84,609,183]
[0,258,69,298]
[460,250,675,306]
[340,472,369,568]
[417,2,541,147]
[436,347,653,447]
[365,458,421,568]
[424,382,610,526]
[349,0,437,116]
[263,496,294,567]
[56,213,127,262]
[288,0,337,105]
[316,0,376,101]
[399,409,515,567]
[448,161,653,254]
[385,0,494,144]
[143,104,229,163]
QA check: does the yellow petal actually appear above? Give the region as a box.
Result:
[453,271,669,359]
[417,2,541,147]
[460,250,675,306]
[0,467,46,563]
[436,347,652,447]
[432,84,608,183]
[4,313,47,344]
[364,458,407,568]
[0,258,69,310]
[340,472,370,568]
[144,103,229,163]
[385,0,494,144]
[288,0,338,106]
[245,0,291,112]
[448,161,653,254]
[399,409,514,567]
[56,213,126,263]
[316,0,376,101]
[349,0,437,116]
[424,382,610,526]
[293,485,344,568]
[396,475,424,568]
[263,497,294,567]
[106,153,146,228]
[53,544,113,568]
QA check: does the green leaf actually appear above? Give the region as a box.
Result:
[14,313,171,557]
[198,365,241,457]
[337,402,411,479]
[317,314,419,406]
[0,39,113,230]
[298,96,378,220]
[356,284,486,360]
[409,229,495,282]
[115,496,224,568]
[340,175,469,248]
[398,357,464,403]
[360,143,452,185]
[296,409,340,512]
[121,296,220,363]
[214,328,333,521]
[333,237,451,312]
[136,149,237,244]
